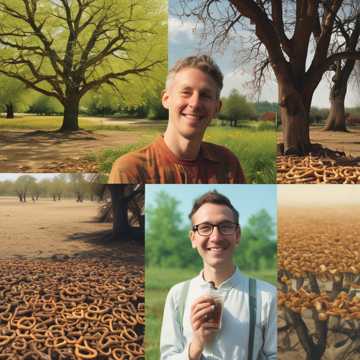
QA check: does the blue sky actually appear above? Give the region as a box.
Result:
[145,185,277,229]
[169,1,359,108]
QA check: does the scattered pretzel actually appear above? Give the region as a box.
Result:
[0,259,144,358]
[277,155,360,184]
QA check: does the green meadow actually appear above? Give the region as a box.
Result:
[145,266,276,360]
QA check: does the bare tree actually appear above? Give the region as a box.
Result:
[324,9,360,131]
[179,0,360,155]
[0,0,165,131]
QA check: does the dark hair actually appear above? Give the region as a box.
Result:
[166,55,223,97]
[189,190,239,223]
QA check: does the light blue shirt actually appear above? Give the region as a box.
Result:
[160,268,277,359]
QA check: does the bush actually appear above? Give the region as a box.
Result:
[28,96,62,115]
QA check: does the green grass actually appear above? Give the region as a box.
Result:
[0,115,151,131]
[98,121,276,183]
[204,126,276,183]
[145,266,276,360]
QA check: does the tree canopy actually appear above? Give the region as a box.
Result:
[220,89,256,124]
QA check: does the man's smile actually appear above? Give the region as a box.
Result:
[206,243,228,253]
[182,112,203,121]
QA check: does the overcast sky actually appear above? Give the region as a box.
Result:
[169,3,359,108]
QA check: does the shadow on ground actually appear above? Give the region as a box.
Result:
[64,228,144,265]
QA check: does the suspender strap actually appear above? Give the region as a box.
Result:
[248,278,257,360]
[178,280,190,335]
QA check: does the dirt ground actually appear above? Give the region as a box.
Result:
[0,197,143,263]
[0,129,140,172]
[278,126,360,156]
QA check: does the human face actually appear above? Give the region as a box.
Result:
[190,203,240,270]
[162,67,221,141]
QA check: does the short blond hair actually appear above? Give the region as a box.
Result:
[166,55,223,97]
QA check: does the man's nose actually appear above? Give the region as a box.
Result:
[210,226,222,239]
[188,92,201,109]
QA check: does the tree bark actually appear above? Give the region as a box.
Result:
[324,89,347,131]
[59,95,80,132]
[110,186,130,241]
[279,84,312,155]
[6,103,14,119]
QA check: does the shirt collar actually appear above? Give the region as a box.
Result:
[195,267,243,290]
[157,135,221,163]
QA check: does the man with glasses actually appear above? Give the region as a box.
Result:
[160,191,276,359]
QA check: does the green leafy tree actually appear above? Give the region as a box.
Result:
[0,0,166,131]
[29,95,63,115]
[0,76,31,118]
[235,209,276,271]
[48,174,68,201]
[220,89,256,126]
[68,174,87,202]
[14,175,36,202]
[0,180,14,196]
[146,191,201,269]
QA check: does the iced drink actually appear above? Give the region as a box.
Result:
[207,295,223,329]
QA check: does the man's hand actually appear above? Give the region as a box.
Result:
[188,296,219,360]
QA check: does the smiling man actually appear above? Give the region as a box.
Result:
[108,55,245,183]
[160,191,276,360]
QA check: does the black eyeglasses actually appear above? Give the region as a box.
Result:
[192,222,239,236]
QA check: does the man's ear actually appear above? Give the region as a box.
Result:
[161,89,170,109]
[235,225,241,246]
[189,230,196,248]
[216,99,222,113]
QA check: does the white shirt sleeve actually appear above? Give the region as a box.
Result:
[260,288,277,360]
[160,285,191,360]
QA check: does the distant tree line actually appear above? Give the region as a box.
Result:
[145,191,276,271]
[0,175,103,202]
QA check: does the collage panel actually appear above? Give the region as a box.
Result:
[278,185,360,359]
[0,175,144,359]
[145,184,277,359]
[0,0,166,175]
[166,1,277,185]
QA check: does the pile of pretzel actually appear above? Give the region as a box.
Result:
[0,259,144,359]
[277,155,360,184]
[278,289,360,320]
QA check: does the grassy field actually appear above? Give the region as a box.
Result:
[145,266,276,360]
[96,121,276,183]
[0,115,157,131]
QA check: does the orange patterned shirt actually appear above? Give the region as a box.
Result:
[108,136,245,184]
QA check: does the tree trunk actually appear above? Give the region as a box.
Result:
[59,95,80,131]
[324,85,347,132]
[279,85,311,155]
[110,186,130,241]
[6,103,14,119]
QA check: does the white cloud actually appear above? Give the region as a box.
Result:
[169,16,196,44]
